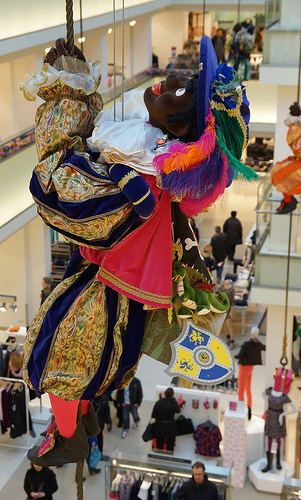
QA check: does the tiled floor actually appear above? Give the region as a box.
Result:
[0,178,300,499]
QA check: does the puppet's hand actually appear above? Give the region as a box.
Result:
[45,38,86,65]
[108,164,156,220]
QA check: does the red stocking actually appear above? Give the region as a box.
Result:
[49,395,89,438]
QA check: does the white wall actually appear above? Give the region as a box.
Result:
[131,17,152,75]
[273,85,297,164]
[151,10,188,69]
[0,217,51,329]
[280,0,301,28]
[0,53,42,141]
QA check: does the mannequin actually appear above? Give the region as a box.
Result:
[235,327,265,420]
[261,387,296,472]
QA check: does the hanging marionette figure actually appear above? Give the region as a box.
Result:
[20,33,257,467]
[271,101,301,214]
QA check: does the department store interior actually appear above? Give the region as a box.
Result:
[1,0,301,498]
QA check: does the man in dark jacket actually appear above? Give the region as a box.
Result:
[223,211,243,261]
[210,226,230,283]
[116,377,143,438]
[174,462,219,500]
[235,326,266,420]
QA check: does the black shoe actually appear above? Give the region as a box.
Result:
[277,196,297,214]
[29,428,36,438]
[82,403,100,438]
[89,467,101,475]
[262,451,273,473]
[27,423,89,467]
[248,407,252,420]
[117,421,123,428]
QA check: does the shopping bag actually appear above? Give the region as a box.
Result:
[88,437,102,469]
[142,423,156,442]
[176,415,194,436]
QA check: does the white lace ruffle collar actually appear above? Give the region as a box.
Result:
[88,89,171,176]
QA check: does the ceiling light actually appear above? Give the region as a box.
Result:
[0,295,17,313]
[129,20,136,26]
[78,36,86,43]
[108,28,113,34]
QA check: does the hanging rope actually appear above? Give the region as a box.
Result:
[66,0,74,55]
[76,401,84,500]
[280,27,301,367]
[280,212,293,367]
[297,26,301,104]
[64,2,83,492]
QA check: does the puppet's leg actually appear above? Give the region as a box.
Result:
[27,396,101,466]
[276,193,297,214]
[48,396,99,438]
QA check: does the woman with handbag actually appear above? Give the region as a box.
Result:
[24,463,58,499]
[151,387,180,453]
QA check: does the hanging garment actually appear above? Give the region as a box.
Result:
[193,421,222,457]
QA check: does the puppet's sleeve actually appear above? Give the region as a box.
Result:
[20,55,103,162]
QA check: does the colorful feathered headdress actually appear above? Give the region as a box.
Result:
[153,36,258,216]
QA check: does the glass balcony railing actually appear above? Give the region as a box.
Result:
[265,0,281,29]
[254,169,301,290]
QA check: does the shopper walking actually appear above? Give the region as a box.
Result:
[223,211,242,261]
[174,461,219,500]
[116,377,143,438]
[151,387,180,453]
[220,279,235,349]
[8,351,36,437]
[40,277,52,305]
[211,28,225,64]
[24,463,58,500]
[188,217,199,242]
[210,226,229,283]
[202,245,217,275]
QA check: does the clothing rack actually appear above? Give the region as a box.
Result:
[106,453,232,500]
[0,376,30,450]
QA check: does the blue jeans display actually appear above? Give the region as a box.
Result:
[122,405,140,431]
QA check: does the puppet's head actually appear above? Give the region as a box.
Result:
[152,36,257,216]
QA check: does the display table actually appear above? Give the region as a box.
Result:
[248,457,294,494]
[223,402,247,488]
[0,326,26,344]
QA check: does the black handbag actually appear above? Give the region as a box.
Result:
[176,415,194,436]
[142,422,156,442]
